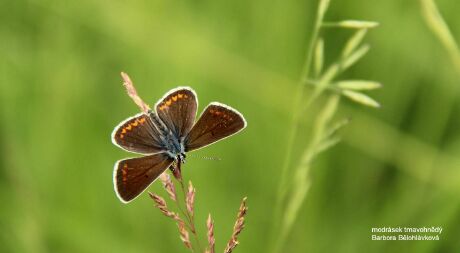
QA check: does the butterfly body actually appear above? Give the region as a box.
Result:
[112,87,246,203]
[148,110,186,160]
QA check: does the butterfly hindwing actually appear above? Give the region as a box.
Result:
[155,87,198,139]
[114,153,174,203]
[112,113,164,154]
[185,102,246,152]
[112,86,247,204]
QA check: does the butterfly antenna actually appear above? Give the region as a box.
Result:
[188,154,222,161]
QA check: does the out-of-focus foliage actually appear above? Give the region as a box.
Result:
[0,0,459,252]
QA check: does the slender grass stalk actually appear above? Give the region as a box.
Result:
[275,94,340,253]
[419,0,460,162]
[206,214,215,253]
[177,177,203,252]
[274,0,330,228]
[271,1,331,252]
[314,38,324,78]
[224,197,248,253]
[420,0,460,74]
[271,1,380,252]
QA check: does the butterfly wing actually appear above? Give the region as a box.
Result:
[155,87,198,139]
[113,153,174,203]
[112,113,165,154]
[185,102,246,152]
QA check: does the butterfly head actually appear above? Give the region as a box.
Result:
[177,152,186,164]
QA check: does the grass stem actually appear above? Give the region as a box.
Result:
[177,177,204,252]
[272,0,330,252]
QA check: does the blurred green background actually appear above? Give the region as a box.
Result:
[1,0,460,252]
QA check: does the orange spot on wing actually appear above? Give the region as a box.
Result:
[172,95,178,101]
[178,94,184,98]
[166,99,172,106]
[122,165,128,182]
[125,125,132,130]
[139,118,146,123]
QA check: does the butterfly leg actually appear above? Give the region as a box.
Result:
[170,161,183,180]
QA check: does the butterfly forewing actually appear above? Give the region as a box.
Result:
[114,153,174,203]
[185,102,246,152]
[155,87,198,138]
[112,86,247,204]
[112,113,164,154]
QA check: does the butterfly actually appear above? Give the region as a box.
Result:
[111,87,247,203]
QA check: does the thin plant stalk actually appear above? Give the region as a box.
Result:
[276,95,339,253]
[271,0,380,252]
[274,0,330,225]
[272,1,330,250]
[179,178,203,252]
[421,0,460,74]
[174,162,204,252]
[420,0,460,172]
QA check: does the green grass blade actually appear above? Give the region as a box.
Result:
[420,0,460,74]
[342,29,368,58]
[323,20,379,29]
[342,90,380,108]
[337,80,382,90]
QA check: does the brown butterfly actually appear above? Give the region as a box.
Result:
[111,87,247,203]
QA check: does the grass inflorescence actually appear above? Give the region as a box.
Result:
[150,170,248,253]
[271,0,381,252]
[121,72,248,253]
